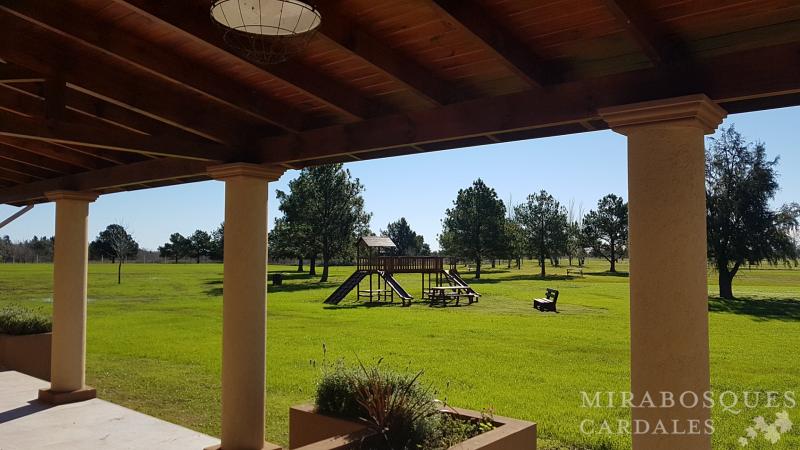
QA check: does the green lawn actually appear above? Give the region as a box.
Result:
[1,259,798,449]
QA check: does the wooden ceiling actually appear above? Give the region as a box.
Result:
[1,0,800,205]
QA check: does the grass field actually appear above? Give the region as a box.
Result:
[1,259,799,449]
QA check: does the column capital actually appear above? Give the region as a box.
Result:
[45,191,99,203]
[599,94,727,135]
[208,163,285,182]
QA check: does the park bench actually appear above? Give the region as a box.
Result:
[533,288,559,312]
[566,267,583,277]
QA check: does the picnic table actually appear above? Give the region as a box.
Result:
[427,286,477,306]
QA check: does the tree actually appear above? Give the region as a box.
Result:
[269,217,306,271]
[189,230,213,263]
[382,218,430,256]
[779,203,800,258]
[92,224,138,284]
[706,126,798,298]
[277,164,371,282]
[276,174,321,275]
[503,217,526,269]
[0,235,11,262]
[582,194,628,273]
[515,190,568,277]
[565,201,587,267]
[27,236,54,262]
[210,223,224,261]
[158,233,190,263]
[440,179,506,279]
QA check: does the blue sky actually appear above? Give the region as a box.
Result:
[1,106,798,252]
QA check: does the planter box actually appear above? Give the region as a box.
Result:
[289,404,536,450]
[0,332,51,381]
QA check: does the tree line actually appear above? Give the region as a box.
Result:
[0,235,54,263]
[157,225,224,264]
[438,181,628,279]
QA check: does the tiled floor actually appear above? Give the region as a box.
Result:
[0,370,219,449]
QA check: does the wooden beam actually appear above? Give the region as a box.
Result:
[1,1,304,132]
[600,0,681,66]
[0,167,37,184]
[317,9,464,105]
[431,0,551,87]
[0,83,43,117]
[0,12,254,145]
[113,0,385,121]
[5,80,211,142]
[0,136,112,170]
[257,42,800,164]
[0,83,190,164]
[0,112,231,161]
[0,204,34,230]
[0,157,56,179]
[43,75,66,122]
[0,141,80,174]
[0,63,44,83]
[60,143,150,165]
[0,158,212,205]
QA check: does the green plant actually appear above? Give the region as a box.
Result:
[316,362,362,419]
[350,361,437,449]
[0,304,52,335]
[420,411,494,450]
[315,359,493,450]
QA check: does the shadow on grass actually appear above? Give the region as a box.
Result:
[206,284,340,296]
[203,275,337,296]
[270,282,338,293]
[468,274,578,283]
[205,287,223,296]
[583,271,629,277]
[323,301,405,310]
[271,272,318,281]
[709,296,800,321]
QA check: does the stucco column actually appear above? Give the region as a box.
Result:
[206,163,284,450]
[38,190,98,405]
[600,95,726,450]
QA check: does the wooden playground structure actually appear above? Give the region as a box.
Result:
[324,237,480,307]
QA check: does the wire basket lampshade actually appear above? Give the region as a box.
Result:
[210,0,322,65]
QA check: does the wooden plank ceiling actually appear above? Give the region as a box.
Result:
[1,0,800,204]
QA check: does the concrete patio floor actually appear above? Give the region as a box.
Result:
[0,370,219,449]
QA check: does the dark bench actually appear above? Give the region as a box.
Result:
[533,288,559,312]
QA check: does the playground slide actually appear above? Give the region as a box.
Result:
[443,269,481,297]
[324,270,368,304]
[378,271,413,301]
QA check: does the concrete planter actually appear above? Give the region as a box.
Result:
[289,404,536,450]
[0,332,51,381]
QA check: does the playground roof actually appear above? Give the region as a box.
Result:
[359,236,397,249]
[1,1,800,205]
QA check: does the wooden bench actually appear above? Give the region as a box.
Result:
[566,268,583,277]
[533,288,559,312]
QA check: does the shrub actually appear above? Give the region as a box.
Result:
[316,363,362,419]
[0,305,52,335]
[315,360,493,450]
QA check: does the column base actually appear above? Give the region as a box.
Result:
[38,386,97,405]
[204,443,281,450]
